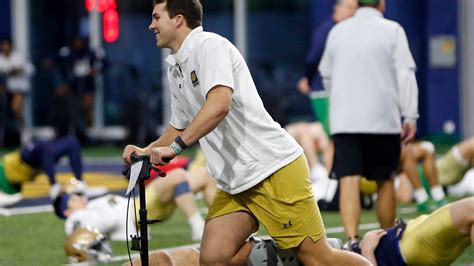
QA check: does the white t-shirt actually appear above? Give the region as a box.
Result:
[0,51,34,93]
[319,7,419,134]
[65,195,136,241]
[165,27,303,194]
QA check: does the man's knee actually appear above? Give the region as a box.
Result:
[376,179,394,191]
[340,176,361,193]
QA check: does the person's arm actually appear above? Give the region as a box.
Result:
[393,26,418,144]
[318,29,334,92]
[360,229,387,266]
[123,65,190,163]
[305,21,333,86]
[398,69,418,144]
[148,86,232,165]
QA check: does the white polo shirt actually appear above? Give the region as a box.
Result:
[165,27,303,194]
[319,7,419,135]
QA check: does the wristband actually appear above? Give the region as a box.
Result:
[174,136,188,150]
[170,142,183,155]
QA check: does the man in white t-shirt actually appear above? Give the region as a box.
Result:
[319,0,419,253]
[122,1,370,265]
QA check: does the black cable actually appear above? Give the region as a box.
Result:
[126,188,133,266]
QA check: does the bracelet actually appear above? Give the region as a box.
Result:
[174,136,188,150]
[170,142,183,155]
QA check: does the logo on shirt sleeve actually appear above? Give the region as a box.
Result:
[190,70,199,86]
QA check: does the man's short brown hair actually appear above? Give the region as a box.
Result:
[153,0,203,29]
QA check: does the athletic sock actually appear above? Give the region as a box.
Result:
[430,185,446,202]
[413,188,429,204]
[188,212,205,241]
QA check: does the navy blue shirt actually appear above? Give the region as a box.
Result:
[304,18,336,91]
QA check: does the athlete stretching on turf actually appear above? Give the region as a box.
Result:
[0,136,105,207]
[54,162,216,242]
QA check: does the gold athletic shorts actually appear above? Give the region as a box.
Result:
[133,182,176,221]
[206,155,326,249]
[436,149,470,186]
[400,204,470,265]
[3,151,38,184]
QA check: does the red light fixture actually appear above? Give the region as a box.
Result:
[85,0,119,42]
[103,9,119,43]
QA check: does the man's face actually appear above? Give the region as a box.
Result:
[68,194,88,211]
[336,0,358,21]
[0,41,12,55]
[148,3,177,49]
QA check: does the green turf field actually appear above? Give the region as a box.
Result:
[1,199,473,265]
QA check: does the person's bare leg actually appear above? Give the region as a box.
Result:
[423,152,439,187]
[401,147,423,189]
[339,175,361,238]
[151,169,201,222]
[376,179,396,229]
[187,167,216,206]
[200,211,258,265]
[309,122,334,170]
[169,248,200,266]
[402,145,431,207]
[152,168,187,203]
[323,140,335,171]
[174,193,200,217]
[123,250,174,266]
[286,123,319,170]
[395,174,414,203]
[293,237,371,265]
[458,137,474,166]
[449,197,474,243]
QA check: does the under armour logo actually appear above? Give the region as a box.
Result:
[283,220,292,228]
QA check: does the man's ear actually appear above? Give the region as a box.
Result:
[175,14,185,28]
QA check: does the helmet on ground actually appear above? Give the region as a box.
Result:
[64,226,112,263]
[248,237,300,266]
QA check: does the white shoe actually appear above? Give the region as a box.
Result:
[0,192,22,207]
